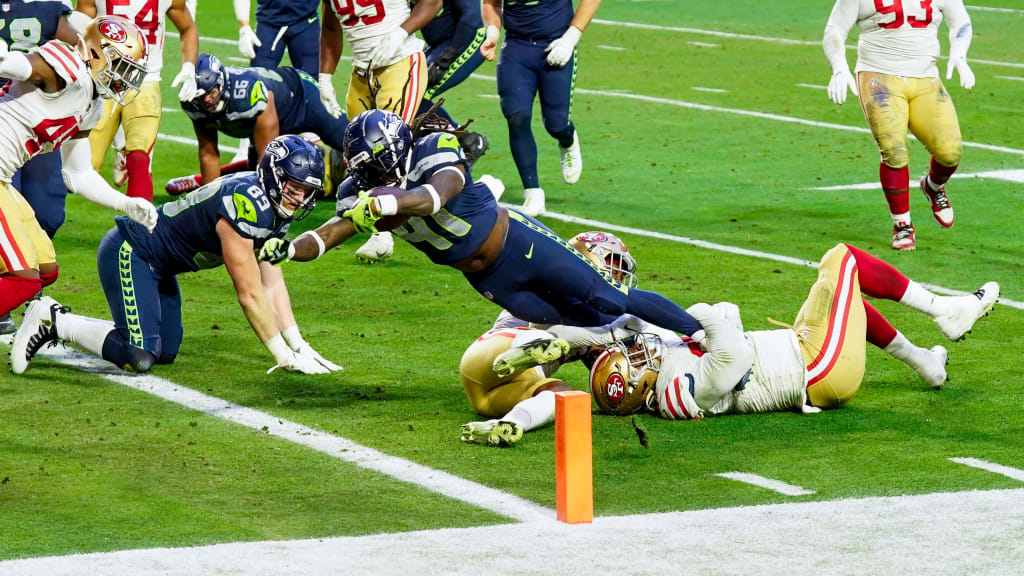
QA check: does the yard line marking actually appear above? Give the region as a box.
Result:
[32,346,556,525]
[597,44,625,51]
[810,169,1024,190]
[477,93,500,99]
[715,472,816,496]
[156,132,243,155]
[967,5,1024,14]
[691,86,727,93]
[470,72,1024,156]
[796,83,827,90]
[950,458,1024,482]
[688,41,720,48]
[530,207,1024,310]
[995,75,1024,82]
[160,107,180,113]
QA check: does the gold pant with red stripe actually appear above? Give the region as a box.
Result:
[0,181,56,274]
[460,329,561,418]
[794,244,866,409]
[345,52,427,124]
[89,81,162,171]
[857,71,962,169]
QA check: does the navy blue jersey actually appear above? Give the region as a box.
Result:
[502,0,573,41]
[117,172,287,276]
[0,0,70,52]
[421,0,481,47]
[255,0,319,27]
[183,66,310,139]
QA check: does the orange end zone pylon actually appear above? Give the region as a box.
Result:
[555,390,593,524]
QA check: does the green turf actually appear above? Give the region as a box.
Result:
[1,0,1022,560]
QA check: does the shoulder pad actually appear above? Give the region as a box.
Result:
[35,41,86,86]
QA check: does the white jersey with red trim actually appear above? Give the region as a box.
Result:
[0,41,102,181]
[826,0,972,78]
[95,0,172,81]
[327,0,425,69]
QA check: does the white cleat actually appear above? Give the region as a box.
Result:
[934,282,999,342]
[355,232,394,264]
[520,187,545,217]
[460,420,523,447]
[913,345,949,389]
[560,131,582,184]
[112,148,128,187]
[476,174,505,202]
[10,296,62,374]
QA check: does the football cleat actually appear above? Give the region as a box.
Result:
[458,131,490,168]
[113,148,128,187]
[920,177,955,228]
[461,420,523,447]
[10,296,65,374]
[0,313,15,336]
[934,282,999,342]
[913,345,949,389]
[560,131,582,184]
[165,174,201,196]
[892,222,916,251]
[520,187,545,218]
[492,337,571,377]
[355,231,394,264]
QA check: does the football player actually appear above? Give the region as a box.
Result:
[0,16,158,334]
[74,0,200,203]
[11,135,340,376]
[578,244,999,419]
[480,0,599,217]
[459,231,639,447]
[416,0,486,125]
[179,54,349,191]
[234,0,321,76]
[823,0,974,250]
[259,110,707,368]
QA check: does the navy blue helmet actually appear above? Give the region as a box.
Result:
[258,135,325,222]
[192,53,228,113]
[342,110,413,191]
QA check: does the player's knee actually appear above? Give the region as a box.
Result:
[932,144,962,168]
[880,145,909,170]
[39,264,58,287]
[506,111,531,133]
[101,333,158,373]
[541,117,571,140]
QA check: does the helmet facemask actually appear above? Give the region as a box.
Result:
[589,333,662,415]
[81,17,149,106]
[343,110,413,191]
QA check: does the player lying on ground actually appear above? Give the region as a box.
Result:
[11,135,340,376]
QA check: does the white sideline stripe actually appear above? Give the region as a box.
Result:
[810,169,1024,189]
[796,83,827,90]
[687,41,720,48]
[160,107,179,113]
[33,346,556,525]
[157,132,242,155]
[691,86,727,93]
[469,73,1024,156]
[597,44,625,51]
[950,458,1024,482]
[995,75,1024,82]
[715,472,816,496]
[967,5,1024,14]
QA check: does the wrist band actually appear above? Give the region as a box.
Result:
[296,230,326,260]
[423,184,442,214]
[376,194,398,216]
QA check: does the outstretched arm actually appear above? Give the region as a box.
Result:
[61,135,159,231]
[943,0,975,89]
[822,0,859,104]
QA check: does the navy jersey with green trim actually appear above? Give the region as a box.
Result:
[255,0,318,27]
[116,172,287,276]
[502,0,573,41]
[0,0,71,52]
[182,67,309,138]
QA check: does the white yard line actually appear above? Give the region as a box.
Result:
[597,44,626,51]
[691,86,727,93]
[967,5,1024,14]
[715,472,816,496]
[950,458,1024,482]
[796,83,827,90]
[995,75,1024,82]
[687,41,720,48]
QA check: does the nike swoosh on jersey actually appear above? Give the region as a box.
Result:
[308,15,318,23]
[525,243,534,259]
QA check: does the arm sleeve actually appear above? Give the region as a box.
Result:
[823,0,858,72]
[688,303,755,411]
[233,0,251,22]
[943,0,972,59]
[60,137,130,213]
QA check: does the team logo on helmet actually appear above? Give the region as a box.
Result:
[98,20,128,43]
[578,231,609,243]
[605,373,626,404]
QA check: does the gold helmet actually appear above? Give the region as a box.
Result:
[79,15,149,106]
[588,333,662,415]
[570,231,638,287]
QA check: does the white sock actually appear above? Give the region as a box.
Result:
[883,331,920,362]
[899,280,943,317]
[890,211,911,226]
[925,174,942,191]
[56,311,115,357]
[502,390,555,432]
[113,126,126,151]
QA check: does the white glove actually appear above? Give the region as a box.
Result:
[827,69,858,105]
[946,57,975,90]
[318,73,343,118]
[172,62,200,102]
[368,27,408,68]
[282,325,343,372]
[265,334,331,374]
[122,197,159,232]
[545,26,581,68]
[711,302,743,333]
[238,26,261,59]
[609,315,642,342]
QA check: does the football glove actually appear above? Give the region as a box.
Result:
[267,349,331,375]
[827,69,858,105]
[123,197,159,232]
[368,27,408,68]
[238,26,261,59]
[281,325,343,372]
[258,237,293,265]
[545,26,581,68]
[171,62,201,102]
[318,73,343,118]
[342,191,381,234]
[946,57,975,90]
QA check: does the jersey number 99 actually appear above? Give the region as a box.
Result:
[874,0,933,29]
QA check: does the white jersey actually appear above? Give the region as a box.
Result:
[0,41,102,181]
[330,0,425,69]
[825,0,971,78]
[95,0,173,82]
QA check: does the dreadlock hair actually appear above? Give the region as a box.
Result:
[408,98,475,140]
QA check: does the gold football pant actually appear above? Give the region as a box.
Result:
[90,80,162,170]
[346,52,427,124]
[0,180,55,274]
[460,329,561,418]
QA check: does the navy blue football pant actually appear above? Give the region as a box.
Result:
[252,15,320,77]
[417,34,487,125]
[497,36,577,189]
[466,210,702,336]
[97,228,183,366]
[283,74,349,151]
[13,151,66,238]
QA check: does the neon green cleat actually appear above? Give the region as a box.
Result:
[492,338,571,377]
[461,420,523,447]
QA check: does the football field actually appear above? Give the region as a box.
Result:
[1,1,1023,573]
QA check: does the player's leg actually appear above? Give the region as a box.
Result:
[0,182,46,317]
[908,77,962,228]
[155,275,184,365]
[121,82,161,201]
[858,71,914,250]
[538,46,580,185]
[284,16,321,77]
[498,38,544,215]
[16,152,67,238]
[864,300,948,388]
[370,53,428,124]
[424,29,487,103]
[88,99,121,172]
[251,21,287,68]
